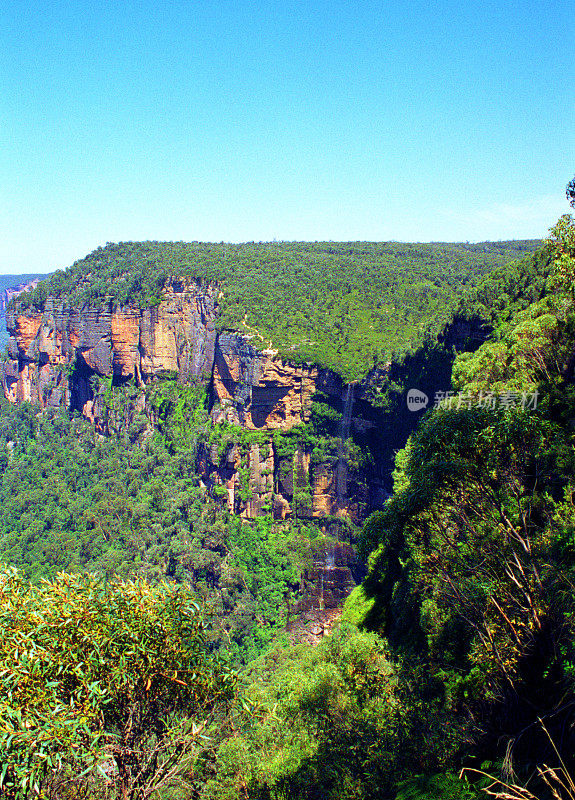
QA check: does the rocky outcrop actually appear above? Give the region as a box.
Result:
[3,287,379,520]
[211,333,319,430]
[2,282,218,411]
[198,438,368,522]
[287,609,342,646]
[198,333,377,520]
[1,287,403,524]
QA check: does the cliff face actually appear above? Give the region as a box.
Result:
[3,283,217,410]
[3,287,487,528]
[2,288,378,523]
[0,278,45,348]
[198,332,382,521]
[2,289,490,621]
[211,333,319,430]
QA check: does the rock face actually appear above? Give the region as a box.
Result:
[3,283,218,412]
[297,541,359,613]
[2,290,380,522]
[0,279,45,349]
[198,332,378,520]
[211,333,319,430]
[4,293,485,526]
[198,438,367,521]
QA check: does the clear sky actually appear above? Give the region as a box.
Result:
[1,0,574,275]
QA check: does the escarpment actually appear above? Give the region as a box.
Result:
[3,283,217,403]
[2,283,482,527]
[2,286,387,522]
[0,280,494,627]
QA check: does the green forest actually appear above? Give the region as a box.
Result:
[15,239,540,381]
[3,218,575,799]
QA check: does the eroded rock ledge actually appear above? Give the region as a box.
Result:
[2,286,345,429]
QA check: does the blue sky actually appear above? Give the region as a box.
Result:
[1,0,574,275]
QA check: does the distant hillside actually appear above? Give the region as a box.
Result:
[17,240,541,380]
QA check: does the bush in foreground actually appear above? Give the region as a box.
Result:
[0,568,234,800]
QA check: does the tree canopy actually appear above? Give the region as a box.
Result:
[15,239,541,381]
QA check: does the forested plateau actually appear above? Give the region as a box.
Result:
[3,225,575,799]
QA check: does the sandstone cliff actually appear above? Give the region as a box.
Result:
[2,287,385,523]
[0,277,46,348]
[3,282,217,408]
[2,287,489,621]
[3,284,477,525]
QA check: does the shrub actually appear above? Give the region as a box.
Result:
[0,568,234,799]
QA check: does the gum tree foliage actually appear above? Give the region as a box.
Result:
[354,214,575,789]
[11,239,541,382]
[0,568,235,800]
[206,624,407,800]
[567,176,575,208]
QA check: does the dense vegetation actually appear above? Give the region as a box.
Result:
[0,393,342,665]
[199,217,575,798]
[16,239,540,380]
[0,570,235,799]
[3,218,575,799]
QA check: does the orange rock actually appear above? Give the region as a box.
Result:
[111,309,140,377]
[13,314,41,354]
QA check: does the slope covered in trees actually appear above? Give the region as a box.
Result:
[199,220,575,798]
[16,239,540,380]
[3,222,574,799]
[0,392,338,665]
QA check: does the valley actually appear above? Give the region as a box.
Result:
[1,227,574,799]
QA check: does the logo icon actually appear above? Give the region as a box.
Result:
[407,389,429,412]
